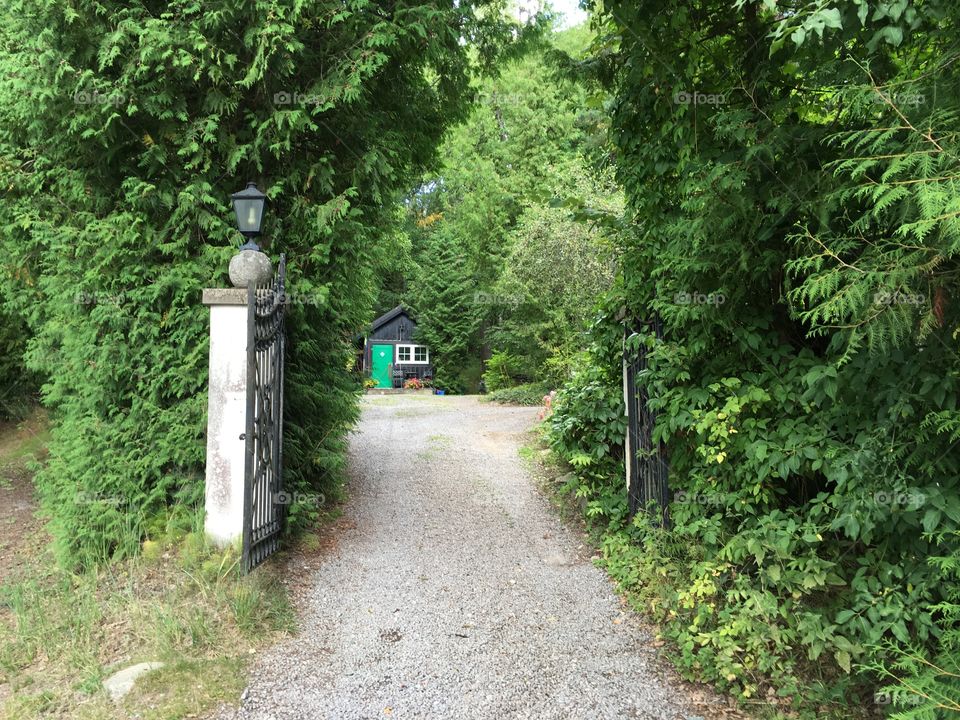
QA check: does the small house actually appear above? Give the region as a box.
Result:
[363,306,433,388]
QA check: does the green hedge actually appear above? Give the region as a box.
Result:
[0,0,535,566]
[548,2,960,716]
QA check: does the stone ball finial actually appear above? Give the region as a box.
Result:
[229,249,273,288]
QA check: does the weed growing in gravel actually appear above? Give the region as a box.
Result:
[365,396,400,406]
[417,434,453,460]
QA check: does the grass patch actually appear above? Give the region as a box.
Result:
[0,429,48,469]
[121,657,247,720]
[417,433,453,460]
[394,407,437,418]
[0,529,295,719]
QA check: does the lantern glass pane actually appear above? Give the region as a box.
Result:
[233,197,264,234]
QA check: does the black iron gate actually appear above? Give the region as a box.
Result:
[242,255,287,573]
[624,315,669,525]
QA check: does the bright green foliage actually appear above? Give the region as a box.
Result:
[393,25,619,391]
[482,350,522,391]
[546,0,960,713]
[0,0,538,566]
[490,169,619,385]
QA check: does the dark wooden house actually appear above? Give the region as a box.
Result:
[363,306,433,388]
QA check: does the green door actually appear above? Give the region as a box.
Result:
[371,344,393,388]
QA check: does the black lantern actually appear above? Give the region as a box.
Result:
[231,182,267,250]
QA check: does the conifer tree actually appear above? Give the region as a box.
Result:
[0,0,540,564]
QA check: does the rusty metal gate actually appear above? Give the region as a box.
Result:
[624,315,669,526]
[242,255,287,572]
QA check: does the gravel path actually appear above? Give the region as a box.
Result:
[219,395,709,720]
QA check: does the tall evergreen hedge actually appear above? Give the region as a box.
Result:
[548,0,960,712]
[0,0,535,566]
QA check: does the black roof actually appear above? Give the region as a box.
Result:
[370,305,413,332]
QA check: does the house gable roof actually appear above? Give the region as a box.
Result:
[370,305,414,333]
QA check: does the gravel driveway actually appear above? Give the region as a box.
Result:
[219,394,711,720]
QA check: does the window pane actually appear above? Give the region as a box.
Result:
[414,346,427,362]
[398,346,411,362]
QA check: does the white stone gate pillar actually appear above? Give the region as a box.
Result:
[202,247,274,548]
[202,287,249,547]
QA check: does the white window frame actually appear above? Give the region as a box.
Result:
[395,344,429,364]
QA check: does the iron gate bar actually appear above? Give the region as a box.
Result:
[624,314,670,526]
[242,255,287,573]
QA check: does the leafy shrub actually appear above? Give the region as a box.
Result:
[872,531,960,718]
[485,381,550,406]
[483,350,522,392]
[547,1,960,714]
[547,322,628,529]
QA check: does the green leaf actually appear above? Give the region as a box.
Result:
[836,609,857,624]
[922,509,942,533]
[891,620,910,643]
[835,649,852,673]
[821,8,842,29]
